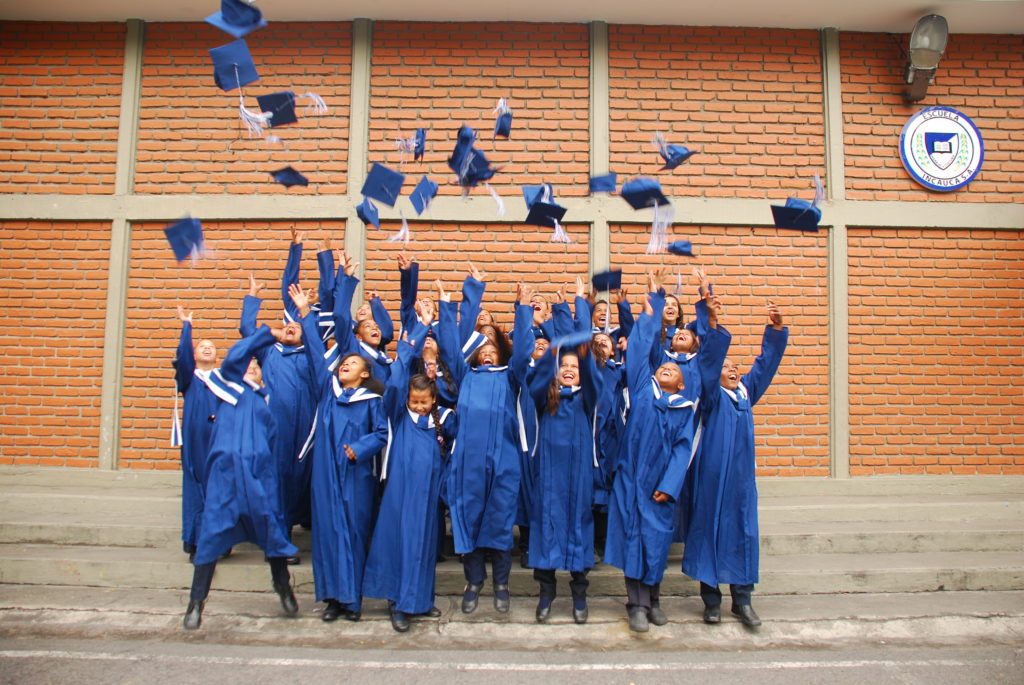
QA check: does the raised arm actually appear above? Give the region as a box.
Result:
[291,284,333,396]
[316,238,336,315]
[615,288,635,340]
[220,325,278,384]
[398,253,419,334]
[743,300,789,406]
[694,269,731,410]
[626,270,665,394]
[281,228,303,323]
[173,307,195,394]
[239,274,264,339]
[331,251,361,356]
[527,347,557,408]
[458,263,486,345]
[384,319,428,421]
[509,284,536,385]
[345,400,389,465]
[437,282,468,387]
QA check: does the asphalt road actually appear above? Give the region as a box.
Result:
[1,638,1021,685]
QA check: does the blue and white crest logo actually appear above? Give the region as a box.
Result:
[900,106,984,192]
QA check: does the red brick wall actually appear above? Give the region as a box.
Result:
[0,221,109,467]
[368,21,591,199]
[848,228,1024,474]
[135,22,351,195]
[609,25,826,200]
[841,32,1024,202]
[611,224,831,476]
[119,220,344,469]
[0,22,124,195]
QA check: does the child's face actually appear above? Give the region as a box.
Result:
[530,294,550,321]
[280,322,303,347]
[407,387,434,417]
[532,338,549,360]
[479,325,498,345]
[357,320,382,346]
[656,363,684,393]
[195,339,218,364]
[476,310,493,327]
[418,298,436,321]
[423,336,438,355]
[671,328,697,354]
[355,302,372,322]
[591,334,613,363]
[244,359,263,386]
[475,344,499,367]
[720,358,740,390]
[663,297,680,324]
[558,354,580,387]
[592,302,609,328]
[337,356,370,387]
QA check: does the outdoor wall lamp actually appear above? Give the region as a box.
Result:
[904,14,949,102]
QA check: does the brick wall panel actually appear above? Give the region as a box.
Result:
[0,22,124,194]
[841,32,1024,202]
[120,220,344,469]
[611,224,830,476]
[609,26,826,200]
[368,22,590,200]
[135,22,352,195]
[0,221,109,466]
[848,228,1024,474]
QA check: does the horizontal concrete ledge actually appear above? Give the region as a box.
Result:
[1,194,1022,230]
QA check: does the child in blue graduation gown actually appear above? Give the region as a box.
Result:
[683,299,788,628]
[332,251,394,382]
[604,270,729,633]
[364,318,456,632]
[183,325,300,631]
[290,285,389,623]
[437,282,534,615]
[527,336,603,624]
[589,330,626,558]
[172,306,220,559]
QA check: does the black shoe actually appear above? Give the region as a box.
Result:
[426,606,442,618]
[322,599,343,622]
[390,610,411,633]
[183,600,204,630]
[573,603,588,624]
[183,542,196,555]
[493,584,510,614]
[703,605,721,624]
[627,607,649,633]
[647,605,668,626]
[462,583,482,614]
[535,599,552,623]
[286,555,301,566]
[731,604,762,628]
[274,582,298,617]
[519,552,531,569]
[342,608,362,622]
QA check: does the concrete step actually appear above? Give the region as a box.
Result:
[1,543,1022,596]
[1,584,1022,651]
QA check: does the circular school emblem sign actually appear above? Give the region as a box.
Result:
[899,106,984,192]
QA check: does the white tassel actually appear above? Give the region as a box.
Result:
[653,131,670,158]
[550,219,573,244]
[485,183,505,216]
[239,103,271,137]
[388,215,411,245]
[301,91,328,115]
[171,384,182,448]
[646,200,674,255]
[493,98,510,116]
[675,268,683,296]
[813,173,824,207]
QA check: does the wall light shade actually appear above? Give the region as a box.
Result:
[905,14,949,102]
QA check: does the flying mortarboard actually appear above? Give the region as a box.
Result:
[163,217,205,262]
[270,166,308,188]
[589,173,617,194]
[361,162,405,207]
[209,39,259,92]
[414,128,426,161]
[256,91,297,127]
[493,98,513,138]
[410,176,439,215]
[653,132,696,170]
[522,183,553,210]
[356,197,380,229]
[771,175,824,232]
[522,182,571,243]
[205,0,268,38]
[667,240,693,257]
[448,125,498,188]
[591,269,623,293]
[621,177,675,254]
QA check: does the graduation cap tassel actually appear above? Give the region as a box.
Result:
[813,174,825,208]
[388,214,411,245]
[646,201,674,255]
[234,66,271,137]
[550,218,573,244]
[653,132,670,159]
[170,386,183,448]
[301,91,328,115]
[484,183,505,217]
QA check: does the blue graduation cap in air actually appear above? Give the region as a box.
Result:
[522,183,553,210]
[410,175,438,215]
[205,0,268,38]
[270,166,308,188]
[591,269,622,293]
[654,132,696,170]
[493,98,513,138]
[589,173,617,194]
[448,125,497,187]
[771,175,824,232]
[163,217,205,262]
[525,201,567,229]
[667,240,693,257]
[414,128,426,161]
[209,39,259,92]
[356,197,380,229]
[256,91,297,128]
[361,163,405,207]
[621,177,670,209]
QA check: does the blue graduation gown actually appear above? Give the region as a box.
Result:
[172,322,220,549]
[438,299,533,553]
[682,324,788,587]
[526,350,603,573]
[240,295,318,529]
[300,313,389,607]
[603,292,701,586]
[593,358,626,510]
[193,326,298,565]
[364,325,457,614]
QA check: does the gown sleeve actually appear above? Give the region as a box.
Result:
[332,273,361,357]
[437,300,467,387]
[694,298,732,413]
[370,294,395,347]
[347,399,389,463]
[458,275,485,346]
[626,291,664,396]
[527,350,557,409]
[743,326,789,407]
[173,321,195,394]
[239,295,270,365]
[616,297,635,342]
[399,261,419,335]
[383,319,428,421]
[220,325,277,384]
[281,242,302,324]
[299,311,333,397]
[509,302,535,387]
